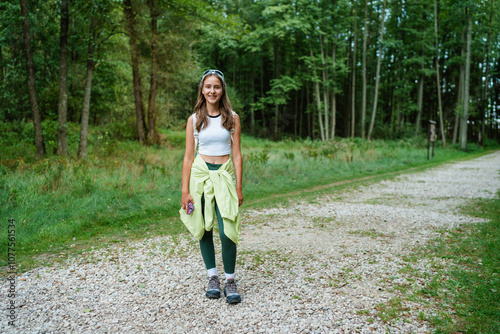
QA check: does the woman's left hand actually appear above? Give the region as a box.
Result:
[237,188,244,207]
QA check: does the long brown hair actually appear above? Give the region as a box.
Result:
[193,74,234,132]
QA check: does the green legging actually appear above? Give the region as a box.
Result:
[199,161,237,274]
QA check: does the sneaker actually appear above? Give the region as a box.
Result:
[206,275,221,299]
[223,279,241,304]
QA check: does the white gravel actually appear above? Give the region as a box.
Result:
[2,151,500,333]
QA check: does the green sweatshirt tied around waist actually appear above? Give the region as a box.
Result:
[179,155,241,244]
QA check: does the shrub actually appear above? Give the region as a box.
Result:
[245,150,270,165]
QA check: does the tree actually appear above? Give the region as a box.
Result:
[330,39,337,139]
[414,2,431,138]
[3,0,500,148]
[123,0,146,144]
[57,0,70,155]
[434,0,446,146]
[361,0,370,139]
[310,46,326,141]
[19,0,45,157]
[481,0,495,146]
[351,0,358,138]
[367,0,387,140]
[146,0,159,145]
[453,22,466,145]
[78,0,121,158]
[460,6,473,151]
[77,15,97,159]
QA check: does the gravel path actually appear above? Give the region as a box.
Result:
[3,151,500,333]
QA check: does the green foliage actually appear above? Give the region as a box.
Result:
[1,0,499,155]
[263,76,301,106]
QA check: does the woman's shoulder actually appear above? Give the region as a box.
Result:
[187,114,197,129]
[188,112,198,122]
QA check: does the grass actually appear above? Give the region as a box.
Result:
[0,123,498,275]
[367,193,500,332]
[417,194,500,333]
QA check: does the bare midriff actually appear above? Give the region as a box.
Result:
[199,153,230,165]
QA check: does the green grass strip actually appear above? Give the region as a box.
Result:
[421,193,500,333]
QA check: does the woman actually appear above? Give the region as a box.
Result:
[179,69,243,304]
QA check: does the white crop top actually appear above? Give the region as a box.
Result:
[193,112,235,156]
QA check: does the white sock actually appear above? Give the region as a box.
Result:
[225,272,235,282]
[207,268,217,277]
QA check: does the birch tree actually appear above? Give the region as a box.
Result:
[367,0,386,140]
[481,0,495,145]
[460,6,473,150]
[361,0,370,139]
[77,15,96,159]
[434,0,446,146]
[351,0,358,138]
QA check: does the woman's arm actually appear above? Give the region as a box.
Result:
[181,115,195,211]
[231,114,244,207]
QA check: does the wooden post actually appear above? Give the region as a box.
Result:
[428,120,437,160]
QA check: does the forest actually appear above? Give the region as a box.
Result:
[1,0,499,157]
[2,3,500,331]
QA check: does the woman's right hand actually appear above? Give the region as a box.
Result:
[181,192,194,212]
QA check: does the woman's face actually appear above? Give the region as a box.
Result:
[202,75,223,106]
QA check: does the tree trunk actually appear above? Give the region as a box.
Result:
[306,84,311,138]
[319,35,329,140]
[146,0,159,145]
[260,60,266,130]
[57,0,70,155]
[123,0,145,144]
[389,79,395,132]
[310,47,325,141]
[367,0,386,140]
[415,65,424,137]
[481,0,494,146]
[331,42,337,139]
[20,0,45,157]
[452,68,463,144]
[415,15,426,138]
[453,26,466,144]
[250,52,256,132]
[274,39,279,140]
[293,93,297,136]
[460,7,472,151]
[77,16,97,159]
[361,0,369,139]
[351,0,358,138]
[434,0,446,146]
[299,87,306,138]
[396,75,402,133]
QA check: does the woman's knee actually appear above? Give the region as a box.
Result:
[219,232,236,248]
